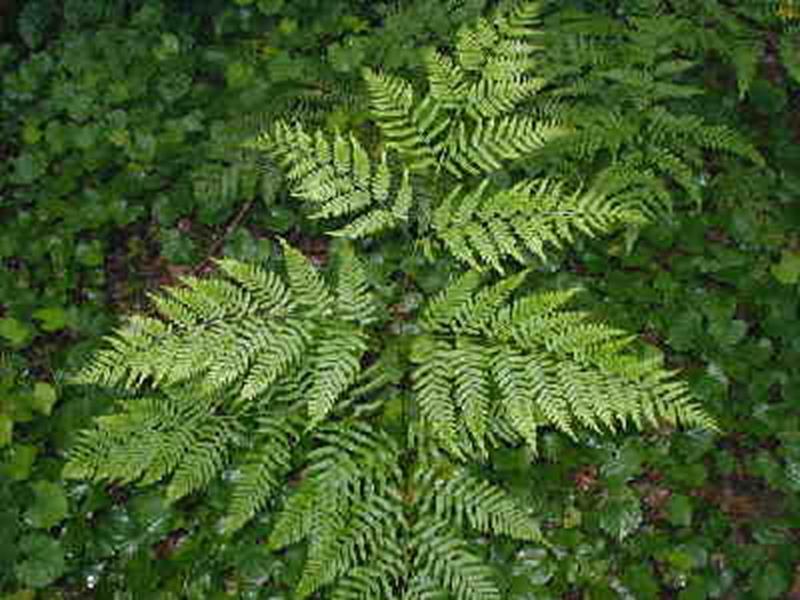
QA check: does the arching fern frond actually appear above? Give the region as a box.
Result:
[249,123,415,239]
[222,416,300,534]
[432,178,644,273]
[412,272,717,457]
[71,242,377,424]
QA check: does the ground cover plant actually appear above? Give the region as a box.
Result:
[0,0,798,598]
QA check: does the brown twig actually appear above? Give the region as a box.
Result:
[192,198,256,276]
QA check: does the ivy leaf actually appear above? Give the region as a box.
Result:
[159,229,197,264]
[510,548,555,588]
[708,318,747,347]
[76,241,105,267]
[25,481,69,529]
[32,306,70,332]
[0,414,12,447]
[1,444,38,481]
[751,562,789,599]
[665,494,693,527]
[11,152,47,184]
[30,382,58,416]
[771,251,800,285]
[256,0,285,16]
[0,317,34,348]
[14,534,66,588]
[328,39,367,73]
[599,489,642,541]
[666,311,703,351]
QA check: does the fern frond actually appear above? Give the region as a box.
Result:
[441,117,567,178]
[434,178,643,272]
[421,468,541,541]
[410,517,501,600]
[363,68,446,172]
[305,323,368,428]
[280,240,335,316]
[411,337,461,456]
[166,416,241,501]
[412,273,716,456]
[222,417,299,533]
[334,242,380,325]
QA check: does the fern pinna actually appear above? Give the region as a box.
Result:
[67,2,717,598]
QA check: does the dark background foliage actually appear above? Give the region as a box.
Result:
[0,0,798,597]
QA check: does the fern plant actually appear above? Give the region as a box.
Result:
[66,2,718,598]
[528,6,766,215]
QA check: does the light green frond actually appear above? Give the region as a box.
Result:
[434,179,641,272]
[450,342,492,456]
[335,242,379,325]
[465,77,547,120]
[65,388,223,489]
[363,68,443,172]
[441,117,565,178]
[411,517,502,600]
[456,18,499,73]
[420,270,484,333]
[268,479,325,550]
[215,258,293,314]
[271,425,393,549]
[305,324,368,429]
[424,469,541,541]
[280,240,335,316]
[296,491,405,599]
[331,559,403,600]
[412,274,715,456]
[450,270,529,332]
[166,416,241,501]
[490,345,544,449]
[456,1,543,80]
[237,319,312,402]
[71,316,168,387]
[424,49,468,108]
[498,0,545,35]
[222,418,299,534]
[307,423,402,490]
[329,208,401,239]
[411,337,460,456]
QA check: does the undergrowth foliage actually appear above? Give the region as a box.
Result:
[67,2,719,598]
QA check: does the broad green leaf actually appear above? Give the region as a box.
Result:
[510,548,555,589]
[623,565,659,598]
[25,481,69,529]
[708,318,747,347]
[11,153,46,184]
[22,122,42,145]
[751,563,789,599]
[599,489,642,541]
[0,318,34,348]
[76,241,104,267]
[30,382,58,416]
[2,444,38,481]
[32,306,69,332]
[14,534,66,588]
[0,414,12,447]
[771,251,800,285]
[3,590,36,600]
[665,494,693,527]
